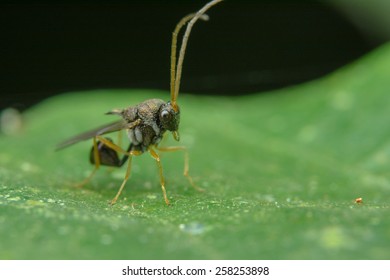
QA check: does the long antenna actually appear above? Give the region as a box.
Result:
[170,0,223,111]
[170,14,195,105]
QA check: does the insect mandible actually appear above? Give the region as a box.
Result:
[57,0,223,205]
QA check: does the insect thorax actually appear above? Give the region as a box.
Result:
[124,99,170,152]
[128,125,165,152]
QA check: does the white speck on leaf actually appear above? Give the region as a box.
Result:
[179,222,207,235]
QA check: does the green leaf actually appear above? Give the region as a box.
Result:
[1,43,390,260]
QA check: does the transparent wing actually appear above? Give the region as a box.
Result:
[56,119,137,150]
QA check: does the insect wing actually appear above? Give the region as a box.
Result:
[56,120,127,150]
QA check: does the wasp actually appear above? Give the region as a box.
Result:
[57,0,223,205]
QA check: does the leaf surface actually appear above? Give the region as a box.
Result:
[1,44,390,259]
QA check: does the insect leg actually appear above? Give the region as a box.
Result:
[110,144,142,205]
[96,136,130,154]
[116,129,123,151]
[148,147,170,206]
[81,136,142,205]
[76,137,100,188]
[110,152,133,205]
[93,136,143,205]
[157,146,204,192]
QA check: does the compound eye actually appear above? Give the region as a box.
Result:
[161,110,169,119]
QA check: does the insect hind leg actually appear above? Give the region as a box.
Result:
[90,137,132,167]
[105,143,142,205]
[76,137,131,189]
[75,137,101,188]
[93,136,143,205]
[90,137,121,167]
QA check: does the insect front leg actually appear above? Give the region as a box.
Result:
[156,145,204,192]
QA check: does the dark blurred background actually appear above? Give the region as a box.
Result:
[1,0,390,112]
